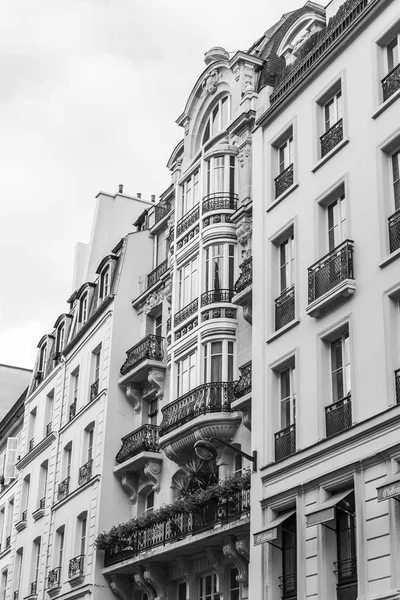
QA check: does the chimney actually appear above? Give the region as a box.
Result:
[151,195,156,203]
[137,192,142,199]
[118,184,123,194]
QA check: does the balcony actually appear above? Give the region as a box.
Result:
[389,208,400,253]
[275,286,295,331]
[154,202,171,225]
[78,459,93,486]
[30,581,37,596]
[69,401,77,421]
[119,335,165,383]
[47,567,61,594]
[90,379,99,401]
[69,554,85,584]
[104,488,250,568]
[176,204,200,238]
[32,497,45,521]
[382,63,400,102]
[46,422,52,436]
[275,424,296,461]
[174,298,198,327]
[13,592,19,600]
[275,164,294,198]
[147,259,168,289]
[396,369,400,404]
[201,289,234,307]
[15,510,27,532]
[234,361,252,399]
[320,118,343,158]
[306,240,355,318]
[202,192,238,213]
[232,258,252,324]
[326,395,352,437]
[29,438,35,451]
[57,476,70,502]
[279,573,297,600]
[116,424,160,464]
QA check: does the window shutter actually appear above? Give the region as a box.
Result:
[4,437,19,481]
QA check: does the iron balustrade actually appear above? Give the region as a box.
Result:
[29,438,35,451]
[275,164,294,198]
[308,240,354,303]
[201,289,234,307]
[39,497,45,509]
[275,424,296,461]
[159,382,236,436]
[320,118,343,157]
[104,488,250,567]
[6,536,10,548]
[279,573,297,599]
[78,459,93,486]
[120,335,164,376]
[147,259,168,289]
[275,286,295,330]
[21,510,27,522]
[389,209,400,253]
[174,298,198,326]
[154,202,171,224]
[47,567,61,589]
[335,556,357,584]
[234,361,252,399]
[234,258,252,294]
[13,592,18,600]
[396,369,400,404]
[176,204,200,237]
[202,192,238,213]
[30,582,37,595]
[69,554,85,579]
[90,379,99,401]
[69,401,77,421]
[326,395,352,437]
[116,424,160,464]
[382,62,400,102]
[46,422,52,436]
[58,476,70,501]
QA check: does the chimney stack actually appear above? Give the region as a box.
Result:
[118,184,123,194]
[137,192,142,199]
[151,195,156,203]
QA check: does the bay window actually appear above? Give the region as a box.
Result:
[203,340,234,383]
[178,257,198,309]
[205,244,235,294]
[176,351,196,396]
[202,96,230,146]
[205,155,235,196]
[181,170,199,217]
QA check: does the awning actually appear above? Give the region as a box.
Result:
[254,509,295,546]
[377,476,400,502]
[306,490,352,528]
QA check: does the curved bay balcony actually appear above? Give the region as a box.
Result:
[176,204,200,238]
[202,192,238,213]
[174,298,198,327]
[201,289,234,307]
[119,335,165,385]
[159,382,241,459]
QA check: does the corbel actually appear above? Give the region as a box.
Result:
[125,384,142,413]
[177,557,196,599]
[134,568,156,600]
[223,536,248,585]
[109,575,133,600]
[121,472,138,504]
[144,564,168,600]
[147,368,165,400]
[143,460,162,493]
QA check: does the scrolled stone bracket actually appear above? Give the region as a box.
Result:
[143,459,162,493]
[144,564,168,600]
[125,384,142,413]
[223,535,249,585]
[120,472,137,505]
[134,568,156,600]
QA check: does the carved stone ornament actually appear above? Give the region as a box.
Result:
[236,217,252,260]
[163,278,172,304]
[244,65,254,92]
[134,568,156,600]
[143,460,162,493]
[201,69,220,97]
[183,117,190,136]
[236,537,250,561]
[125,384,142,413]
[144,290,164,315]
[223,536,249,585]
[206,548,226,600]
[121,472,138,504]
[238,144,251,168]
[242,302,252,325]
[144,564,168,600]
[242,406,251,431]
[177,557,196,599]
[147,368,165,400]
[109,575,133,600]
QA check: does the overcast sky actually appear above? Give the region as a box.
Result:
[0,0,328,370]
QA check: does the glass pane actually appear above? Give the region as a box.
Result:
[221,97,229,129]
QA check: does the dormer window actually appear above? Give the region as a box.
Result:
[39,344,47,374]
[202,96,230,146]
[56,325,65,354]
[99,267,110,302]
[79,293,88,324]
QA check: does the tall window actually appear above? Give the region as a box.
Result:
[56,325,65,353]
[281,514,297,598]
[80,516,87,556]
[202,96,229,145]
[148,398,158,425]
[145,491,154,514]
[203,340,234,382]
[387,34,400,73]
[33,539,41,586]
[181,170,199,216]
[331,333,351,403]
[2,571,7,600]
[92,349,101,384]
[40,462,48,505]
[279,235,294,292]
[39,344,47,374]
[392,149,400,211]
[177,351,196,396]
[205,155,235,195]
[280,365,296,430]
[23,476,30,515]
[86,428,94,462]
[279,136,293,173]
[99,267,110,300]
[64,445,72,479]
[57,528,65,569]
[178,583,186,600]
[328,194,346,251]
[45,391,54,432]
[79,293,88,324]
[336,492,357,595]
[15,549,23,595]
[154,314,162,338]
[199,573,218,600]
[230,568,240,600]
[324,90,342,132]
[179,257,198,309]
[72,369,79,403]
[205,244,235,292]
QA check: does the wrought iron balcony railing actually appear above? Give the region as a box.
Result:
[29,438,35,451]
[39,497,45,509]
[46,422,52,436]
[116,424,160,464]
[174,298,198,326]
[202,192,238,213]
[154,202,171,224]
[396,369,400,404]
[166,317,171,333]
[320,118,343,157]
[147,259,168,289]
[69,400,77,421]
[201,289,234,307]
[90,379,99,401]
[234,257,252,294]
[58,476,70,501]
[308,240,354,304]
[78,459,93,486]
[104,488,250,567]
[389,208,400,254]
[275,424,296,461]
[159,382,236,437]
[6,536,11,549]
[21,510,27,522]
[176,204,200,237]
[234,361,252,399]
[47,567,61,589]
[275,163,294,198]
[30,581,37,595]
[335,556,357,584]
[382,62,400,102]
[69,554,85,579]
[275,286,295,330]
[326,394,352,437]
[13,592,19,600]
[120,334,164,376]
[279,573,297,599]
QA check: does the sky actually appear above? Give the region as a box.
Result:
[0,0,328,370]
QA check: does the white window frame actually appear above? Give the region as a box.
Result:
[56,325,65,353]
[178,257,198,309]
[39,344,47,374]
[278,136,293,173]
[204,244,235,292]
[327,193,347,251]
[202,95,230,146]
[204,154,235,196]
[330,332,351,404]
[279,235,295,293]
[386,33,400,74]
[199,572,218,600]
[323,90,343,132]
[176,350,197,396]
[99,266,110,301]
[180,170,200,217]
[392,148,400,211]
[279,364,296,430]
[203,339,234,383]
[79,293,88,324]
[92,348,101,384]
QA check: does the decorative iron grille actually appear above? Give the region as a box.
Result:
[382,62,400,102]
[90,379,99,401]
[29,438,35,451]
[275,286,295,330]
[176,204,200,237]
[389,209,400,253]
[57,476,70,501]
[30,581,37,595]
[46,422,52,436]
[275,163,294,198]
[279,573,297,599]
[147,259,168,289]
[202,192,238,213]
[159,382,235,436]
[201,289,234,307]
[120,335,164,375]
[308,240,354,303]
[334,556,357,584]
[174,298,198,326]
[320,118,343,157]
[69,401,77,421]
[69,554,84,579]
[325,395,352,437]
[154,202,171,224]
[116,424,160,464]
[396,369,400,404]
[78,459,93,486]
[234,361,252,398]
[234,258,252,294]
[47,567,61,589]
[275,424,296,461]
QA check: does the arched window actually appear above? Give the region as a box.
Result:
[99,267,110,301]
[145,490,154,514]
[202,96,230,145]
[56,324,65,353]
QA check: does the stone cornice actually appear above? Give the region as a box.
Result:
[51,474,100,512]
[16,431,56,470]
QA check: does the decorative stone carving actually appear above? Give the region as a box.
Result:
[163,278,172,304]
[125,384,142,413]
[238,145,251,168]
[134,568,156,600]
[242,302,252,325]
[143,460,162,493]
[241,406,251,431]
[236,217,252,260]
[121,472,137,504]
[177,558,196,599]
[223,536,249,585]
[201,69,220,97]
[144,290,164,315]
[244,65,254,92]
[183,117,190,136]
[204,46,229,65]
[147,368,165,400]
[206,548,226,600]
[236,537,250,561]
[109,575,133,600]
[144,564,168,600]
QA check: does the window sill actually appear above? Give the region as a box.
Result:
[372,88,400,120]
[16,431,56,470]
[306,279,356,318]
[311,138,349,173]
[379,247,400,268]
[266,318,300,344]
[266,183,299,213]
